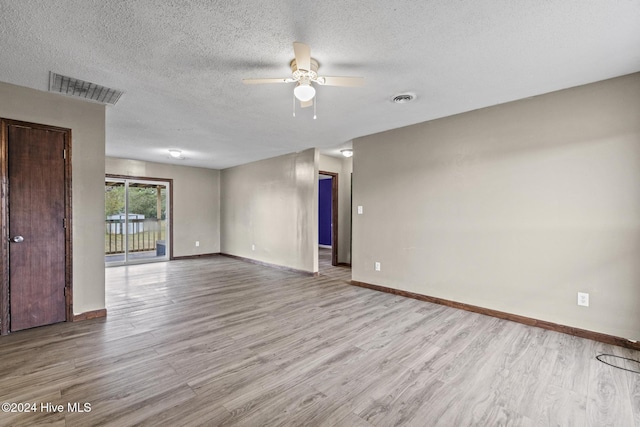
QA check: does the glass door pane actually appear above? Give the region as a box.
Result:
[105,178,170,266]
[126,182,168,262]
[105,179,126,264]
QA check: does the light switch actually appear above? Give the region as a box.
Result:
[357,206,363,215]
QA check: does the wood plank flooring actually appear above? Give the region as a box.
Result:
[1,251,639,426]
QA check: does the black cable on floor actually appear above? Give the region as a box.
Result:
[596,353,640,374]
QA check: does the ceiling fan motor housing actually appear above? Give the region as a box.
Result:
[291,58,319,81]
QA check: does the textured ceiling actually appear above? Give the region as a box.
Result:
[1,0,639,169]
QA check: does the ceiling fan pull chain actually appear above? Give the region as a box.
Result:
[313,97,317,120]
[293,92,296,117]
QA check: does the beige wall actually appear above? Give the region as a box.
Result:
[106,158,220,257]
[353,73,640,340]
[221,148,318,273]
[0,81,106,315]
[319,153,353,264]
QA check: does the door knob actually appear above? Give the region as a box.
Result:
[10,235,24,243]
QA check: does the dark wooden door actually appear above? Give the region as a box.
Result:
[8,124,66,331]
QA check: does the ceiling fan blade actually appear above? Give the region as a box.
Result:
[242,78,290,85]
[293,42,311,71]
[300,99,313,108]
[317,76,365,87]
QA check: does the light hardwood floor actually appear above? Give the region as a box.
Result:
[1,253,639,426]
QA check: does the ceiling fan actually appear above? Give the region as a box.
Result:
[243,42,364,111]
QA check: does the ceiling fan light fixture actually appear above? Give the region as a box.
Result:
[340,149,353,158]
[294,82,316,102]
[242,43,364,116]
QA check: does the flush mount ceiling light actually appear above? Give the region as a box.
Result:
[168,149,184,159]
[340,149,353,158]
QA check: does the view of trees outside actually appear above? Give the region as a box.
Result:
[105,185,167,219]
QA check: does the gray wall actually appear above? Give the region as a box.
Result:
[105,158,221,257]
[319,153,353,264]
[352,73,640,340]
[0,81,106,315]
[221,148,318,273]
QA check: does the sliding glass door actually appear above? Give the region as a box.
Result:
[105,178,170,265]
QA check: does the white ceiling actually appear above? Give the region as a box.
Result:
[1,1,639,169]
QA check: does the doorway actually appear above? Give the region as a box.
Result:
[319,171,338,267]
[1,119,72,334]
[105,176,171,266]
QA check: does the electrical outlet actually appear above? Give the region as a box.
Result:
[252,244,255,251]
[375,262,381,271]
[577,292,589,307]
[195,241,200,247]
[357,206,363,215]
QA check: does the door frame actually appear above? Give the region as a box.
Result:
[105,174,174,262]
[0,118,73,335]
[319,170,338,266]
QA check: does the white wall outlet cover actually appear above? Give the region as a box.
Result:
[577,292,589,307]
[252,244,256,251]
[357,205,363,214]
[375,262,381,271]
[195,241,200,247]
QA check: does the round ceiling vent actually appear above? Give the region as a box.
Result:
[392,93,415,104]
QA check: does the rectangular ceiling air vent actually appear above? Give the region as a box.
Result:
[49,72,123,105]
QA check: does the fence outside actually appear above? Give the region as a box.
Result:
[105,218,166,254]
